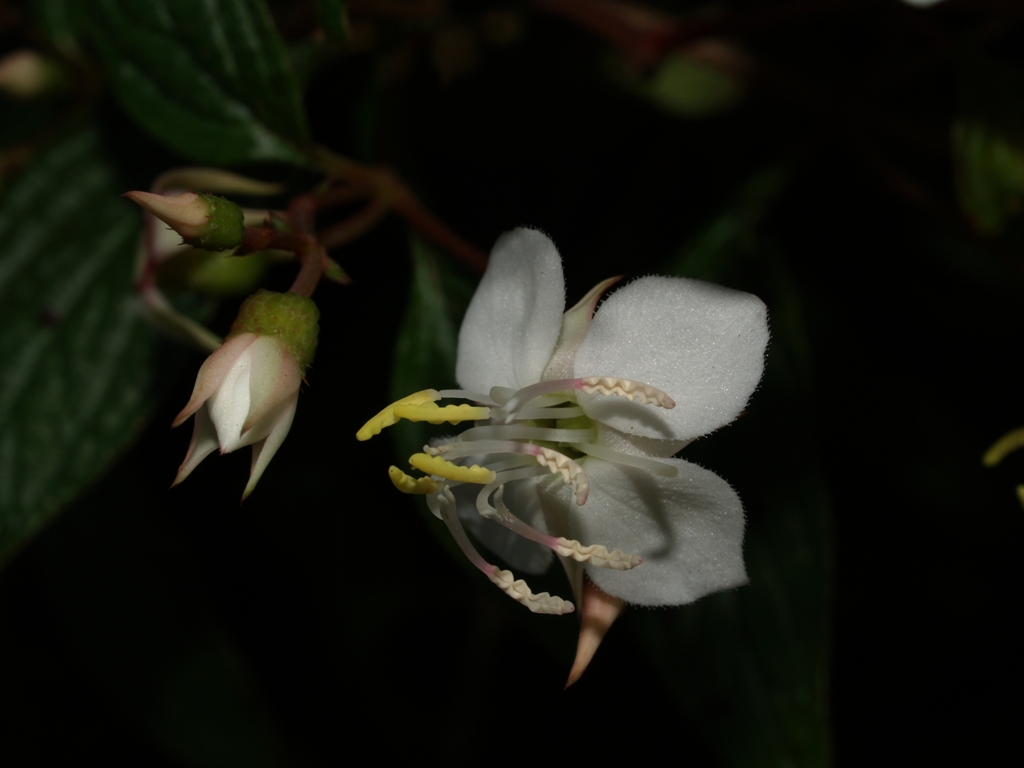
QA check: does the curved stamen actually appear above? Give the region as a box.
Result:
[486,569,575,615]
[551,539,643,570]
[356,389,439,440]
[392,402,490,424]
[533,446,589,505]
[579,376,675,408]
[388,465,440,495]
[433,486,573,615]
[409,453,496,484]
[499,379,580,420]
[573,441,678,477]
[476,486,642,571]
[513,405,584,420]
[436,440,589,504]
[438,388,497,405]
[457,425,596,443]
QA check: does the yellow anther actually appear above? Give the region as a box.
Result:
[982,426,1024,467]
[388,465,440,495]
[392,403,490,425]
[356,389,439,441]
[409,453,496,484]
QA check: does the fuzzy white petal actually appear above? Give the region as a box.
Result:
[456,228,565,393]
[535,458,747,606]
[207,346,254,452]
[173,404,219,485]
[244,395,297,499]
[242,337,301,439]
[574,276,768,441]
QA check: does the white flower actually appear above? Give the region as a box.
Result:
[172,289,319,498]
[359,228,768,614]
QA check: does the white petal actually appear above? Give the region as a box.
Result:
[207,346,254,452]
[172,333,256,426]
[535,458,747,606]
[241,337,300,439]
[457,478,554,575]
[244,394,297,499]
[456,228,565,393]
[574,276,768,441]
[595,422,688,459]
[172,404,219,485]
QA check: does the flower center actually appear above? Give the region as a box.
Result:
[357,376,677,614]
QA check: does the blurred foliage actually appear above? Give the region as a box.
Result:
[2,0,1024,766]
[84,0,310,164]
[0,128,153,563]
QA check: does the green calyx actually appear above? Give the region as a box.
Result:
[186,193,245,251]
[228,289,320,372]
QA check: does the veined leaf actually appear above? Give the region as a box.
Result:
[0,128,155,563]
[84,0,309,165]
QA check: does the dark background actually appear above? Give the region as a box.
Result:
[2,1,1022,765]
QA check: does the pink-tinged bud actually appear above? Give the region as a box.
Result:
[0,49,60,99]
[171,291,319,498]
[125,190,244,251]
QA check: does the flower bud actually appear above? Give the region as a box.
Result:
[0,49,62,99]
[172,290,320,497]
[125,190,245,251]
[228,289,319,373]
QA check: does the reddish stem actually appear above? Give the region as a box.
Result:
[289,242,326,298]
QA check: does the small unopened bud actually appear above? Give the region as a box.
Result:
[0,49,61,99]
[228,289,319,373]
[125,190,244,251]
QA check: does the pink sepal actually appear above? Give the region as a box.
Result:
[172,405,219,486]
[172,333,258,427]
[239,337,301,439]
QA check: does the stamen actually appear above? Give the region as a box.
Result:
[551,539,643,570]
[533,446,590,505]
[573,441,678,477]
[434,486,573,615]
[392,402,491,424]
[409,453,496,484]
[430,443,543,471]
[436,440,589,504]
[579,377,675,408]
[388,465,440,495]
[513,405,585,420]
[983,426,1024,467]
[356,389,439,441]
[485,569,575,615]
[476,486,642,571]
[488,386,516,405]
[499,379,580,420]
[438,389,496,405]
[457,424,596,443]
[438,439,538,460]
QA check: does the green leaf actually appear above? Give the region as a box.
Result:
[389,236,474,463]
[952,53,1024,235]
[83,0,309,165]
[0,128,157,564]
[313,0,349,46]
[32,0,83,55]
[609,49,745,119]
[643,169,834,767]
[951,119,1024,235]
